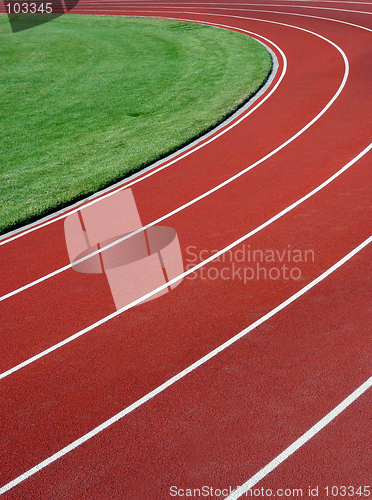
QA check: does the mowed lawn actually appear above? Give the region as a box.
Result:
[0,15,272,234]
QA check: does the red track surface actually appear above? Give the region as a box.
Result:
[1,1,372,499]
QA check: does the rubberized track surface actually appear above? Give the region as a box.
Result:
[1,1,372,498]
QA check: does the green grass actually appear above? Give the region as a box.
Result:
[0,14,272,235]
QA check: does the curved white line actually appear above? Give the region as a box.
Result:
[147,4,372,34]
[243,2,372,15]
[6,0,369,244]
[0,26,280,246]
[2,136,372,382]
[0,16,349,301]
[0,3,370,494]
[120,0,372,15]
[225,368,372,499]
[1,232,371,495]
[70,0,372,16]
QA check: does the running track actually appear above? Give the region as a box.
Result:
[1,1,372,498]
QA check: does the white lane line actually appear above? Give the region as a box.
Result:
[0,17,349,302]
[75,4,372,492]
[163,5,372,36]
[0,30,282,300]
[225,377,372,499]
[101,0,372,6]
[247,2,372,15]
[126,0,372,13]
[0,23,279,244]
[1,136,371,382]
[0,26,280,247]
[1,234,371,496]
[76,0,372,15]
[5,0,364,246]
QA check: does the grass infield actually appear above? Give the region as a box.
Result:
[0,14,272,235]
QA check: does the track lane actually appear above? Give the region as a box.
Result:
[1,141,371,491]
[2,223,371,498]
[0,14,340,296]
[246,389,372,500]
[0,12,349,370]
[1,1,372,497]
